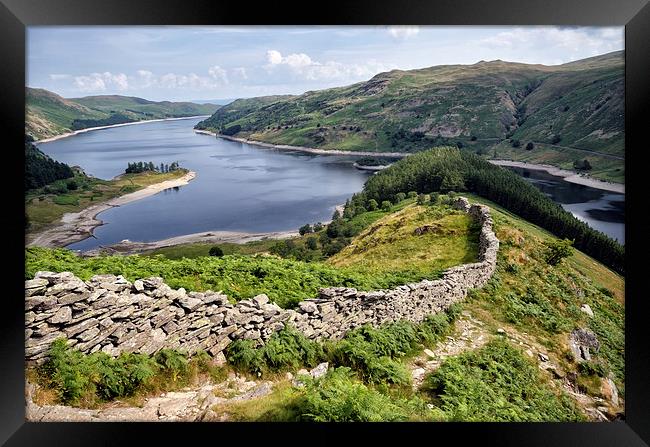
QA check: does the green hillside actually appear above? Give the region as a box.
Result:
[196,51,624,182]
[26,87,220,140]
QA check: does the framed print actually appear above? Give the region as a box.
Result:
[2,0,649,444]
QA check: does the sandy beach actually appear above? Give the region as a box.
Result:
[195,130,411,158]
[27,171,197,248]
[35,116,212,144]
[489,160,625,194]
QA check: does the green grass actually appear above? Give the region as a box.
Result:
[145,239,279,259]
[328,203,480,278]
[26,169,189,232]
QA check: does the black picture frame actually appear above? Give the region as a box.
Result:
[2,0,649,444]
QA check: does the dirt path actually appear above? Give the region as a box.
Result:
[26,171,197,248]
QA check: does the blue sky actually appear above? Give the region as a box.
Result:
[27,26,624,102]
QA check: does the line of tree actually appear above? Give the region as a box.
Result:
[125,161,180,174]
[352,146,624,275]
[25,135,74,191]
[70,113,134,131]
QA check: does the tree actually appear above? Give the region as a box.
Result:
[381,200,392,211]
[66,180,78,191]
[525,142,534,150]
[299,224,313,236]
[511,139,521,148]
[551,134,562,144]
[367,199,378,211]
[456,141,464,149]
[416,194,427,205]
[332,209,342,221]
[429,193,439,205]
[313,222,324,232]
[544,238,574,266]
[209,246,224,257]
[395,192,406,203]
[573,159,592,171]
[306,237,318,250]
[470,135,478,141]
[407,191,417,199]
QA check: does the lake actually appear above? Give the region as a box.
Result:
[36,117,624,249]
[505,167,625,244]
[37,117,372,251]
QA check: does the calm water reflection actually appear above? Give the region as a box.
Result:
[37,118,371,250]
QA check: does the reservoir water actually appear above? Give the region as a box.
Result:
[37,117,371,251]
[36,117,624,249]
[505,167,624,244]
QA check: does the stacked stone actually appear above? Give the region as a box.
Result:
[25,196,499,362]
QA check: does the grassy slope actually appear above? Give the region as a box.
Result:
[26,87,220,140]
[197,51,624,181]
[328,204,479,278]
[26,169,190,233]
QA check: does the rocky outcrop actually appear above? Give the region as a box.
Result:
[25,197,499,363]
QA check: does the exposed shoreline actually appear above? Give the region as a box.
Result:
[488,160,625,194]
[194,130,411,158]
[78,203,345,256]
[26,171,197,248]
[35,116,212,144]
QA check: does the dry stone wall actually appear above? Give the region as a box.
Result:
[25,197,499,363]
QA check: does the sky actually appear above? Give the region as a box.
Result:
[27,26,624,102]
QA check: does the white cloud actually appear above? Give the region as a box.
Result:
[73,72,129,92]
[478,27,623,62]
[208,65,229,84]
[387,26,420,40]
[266,49,283,65]
[263,49,395,82]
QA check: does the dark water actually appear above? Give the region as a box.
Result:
[505,167,625,244]
[37,118,371,250]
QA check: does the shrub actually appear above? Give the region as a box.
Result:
[299,224,313,236]
[407,191,417,199]
[295,367,413,422]
[66,180,78,191]
[306,237,318,250]
[429,193,439,205]
[526,142,534,150]
[416,194,427,205]
[209,246,224,257]
[544,238,574,266]
[367,199,378,211]
[313,222,324,232]
[551,134,562,144]
[381,200,392,211]
[511,139,521,148]
[394,192,406,203]
[226,326,324,375]
[470,136,477,141]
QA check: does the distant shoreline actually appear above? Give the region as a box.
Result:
[194,129,411,158]
[35,116,212,144]
[26,170,197,248]
[489,160,624,194]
